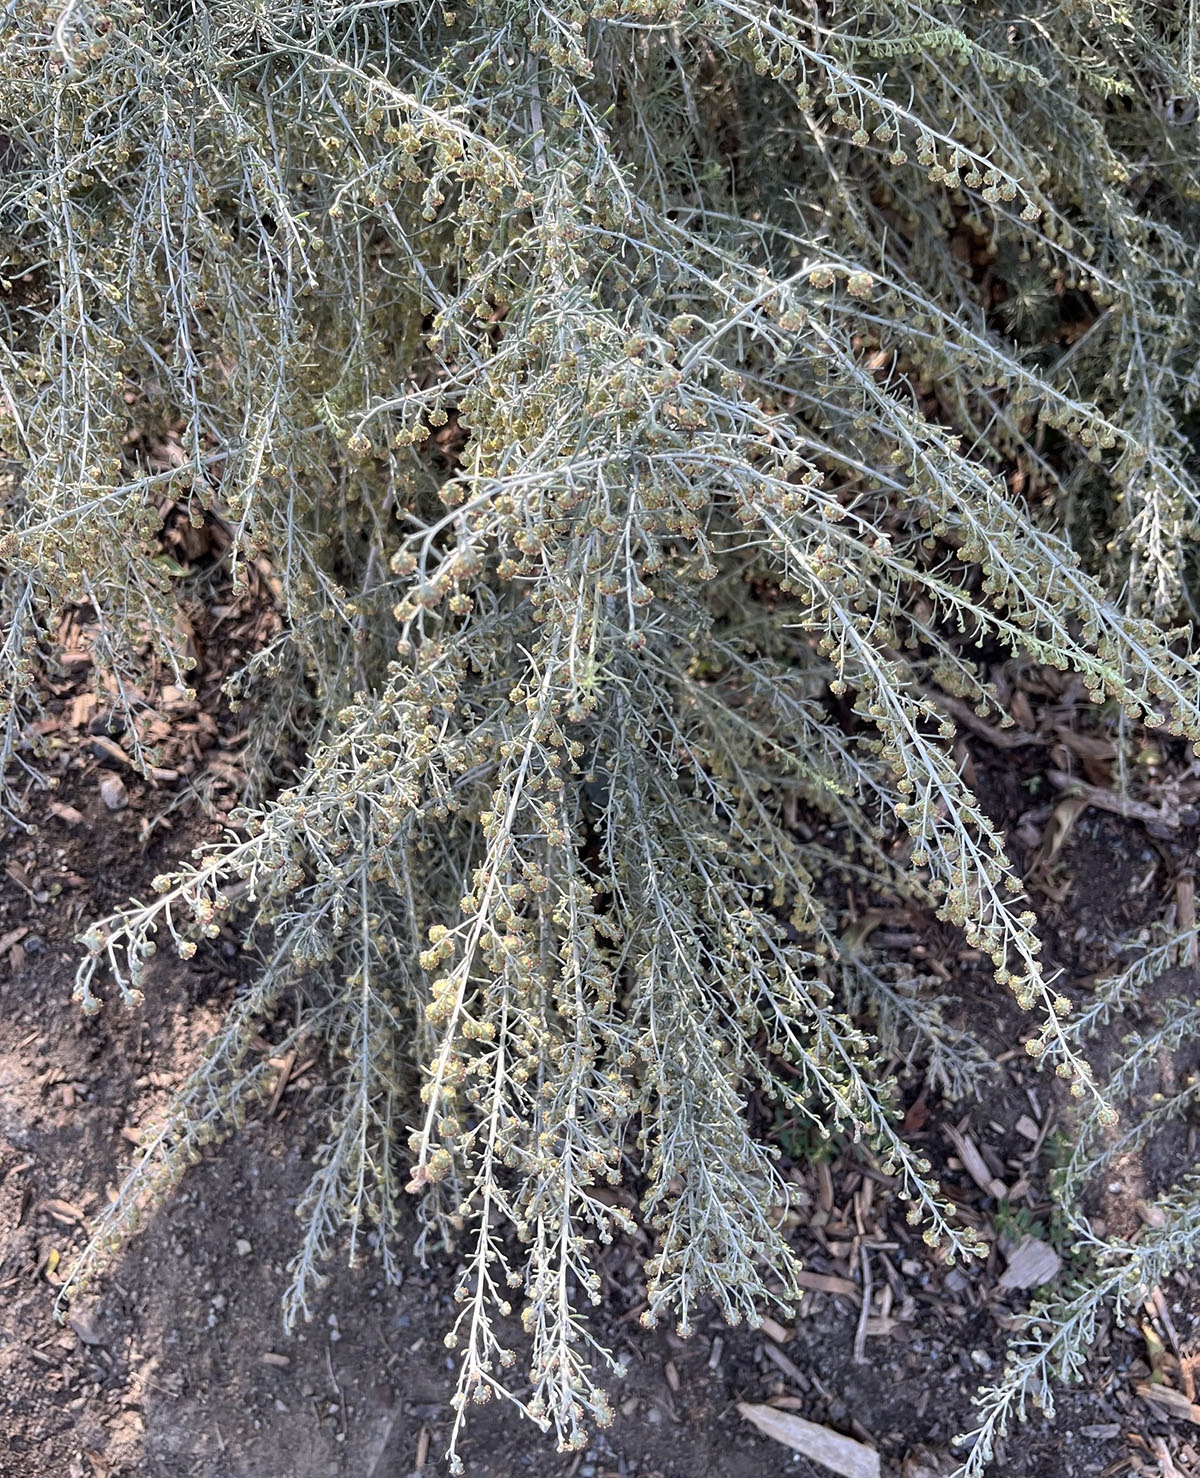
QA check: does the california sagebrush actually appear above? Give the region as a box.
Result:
[2,2,1199,1471]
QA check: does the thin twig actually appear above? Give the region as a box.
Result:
[853,1247,871,1364]
[1045,769,1179,827]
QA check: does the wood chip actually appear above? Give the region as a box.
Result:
[37,1197,86,1226]
[267,1049,297,1117]
[91,735,131,768]
[260,1352,291,1368]
[1015,1114,1041,1143]
[1053,727,1117,762]
[1137,1383,1200,1425]
[738,1403,880,1478]
[944,1123,1008,1199]
[68,693,98,728]
[759,1315,793,1345]
[663,1358,679,1392]
[1153,1435,1185,1478]
[762,1341,808,1389]
[997,1235,1062,1291]
[796,1269,859,1297]
[1176,873,1196,966]
[902,1447,952,1478]
[48,802,85,826]
[1034,793,1089,866]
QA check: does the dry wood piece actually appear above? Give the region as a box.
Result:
[37,1197,87,1227]
[944,1122,1008,1200]
[91,735,132,768]
[1153,1436,1185,1478]
[816,1160,835,1216]
[902,1447,952,1478]
[1149,1289,1182,1361]
[761,1340,809,1389]
[1032,793,1089,869]
[1137,1383,1200,1426]
[1015,1114,1041,1143]
[738,1402,881,1478]
[997,1235,1062,1291]
[1053,726,1118,763]
[1045,768,1180,827]
[267,1049,297,1117]
[1176,871,1196,965]
[795,1269,859,1297]
[759,1315,794,1345]
[0,925,30,954]
[853,1247,871,1365]
[1181,1351,1199,1405]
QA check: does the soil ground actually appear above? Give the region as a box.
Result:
[2,659,1199,1478]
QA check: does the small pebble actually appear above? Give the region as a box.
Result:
[235,1238,252,1257]
[99,774,128,811]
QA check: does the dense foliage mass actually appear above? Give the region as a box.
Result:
[2,1,1199,1470]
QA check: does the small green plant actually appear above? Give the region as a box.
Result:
[991,1201,1044,1248]
[2,2,1199,1472]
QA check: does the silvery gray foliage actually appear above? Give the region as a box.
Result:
[2,0,1199,1469]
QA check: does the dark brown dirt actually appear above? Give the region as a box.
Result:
[2,694,1199,1478]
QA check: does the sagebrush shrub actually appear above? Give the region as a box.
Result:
[2,1,1199,1470]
